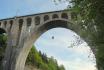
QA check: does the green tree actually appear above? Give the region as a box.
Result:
[54,0,104,70]
[26,46,43,67]
[58,65,65,70]
[48,57,58,70]
[26,46,65,70]
[70,0,104,70]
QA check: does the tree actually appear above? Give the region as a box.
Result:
[26,46,43,67]
[70,0,104,70]
[55,0,104,70]
[26,46,65,70]
[58,65,65,70]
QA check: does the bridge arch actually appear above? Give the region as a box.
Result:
[14,19,95,70]
[15,19,72,70]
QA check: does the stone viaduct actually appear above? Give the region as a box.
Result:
[0,10,96,70]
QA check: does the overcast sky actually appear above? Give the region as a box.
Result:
[0,0,97,70]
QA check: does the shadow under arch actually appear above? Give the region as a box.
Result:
[15,20,96,70]
[0,28,6,34]
[40,20,69,30]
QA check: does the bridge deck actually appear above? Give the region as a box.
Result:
[0,9,69,21]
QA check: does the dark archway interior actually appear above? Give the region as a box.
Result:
[0,28,6,34]
[39,20,68,31]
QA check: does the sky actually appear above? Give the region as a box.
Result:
[35,28,97,70]
[0,0,97,70]
[0,0,68,19]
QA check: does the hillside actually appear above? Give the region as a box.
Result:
[26,46,65,70]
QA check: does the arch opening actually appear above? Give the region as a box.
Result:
[52,14,58,19]
[27,18,32,27]
[0,28,6,34]
[19,19,23,30]
[44,15,49,21]
[36,28,97,70]
[18,19,23,35]
[35,16,40,25]
[61,13,68,19]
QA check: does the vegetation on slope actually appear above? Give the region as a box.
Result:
[26,46,65,70]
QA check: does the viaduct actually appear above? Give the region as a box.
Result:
[0,10,96,70]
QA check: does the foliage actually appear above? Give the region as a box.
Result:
[26,46,65,70]
[53,0,104,70]
[70,0,104,70]
[58,65,65,70]
[0,34,7,69]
